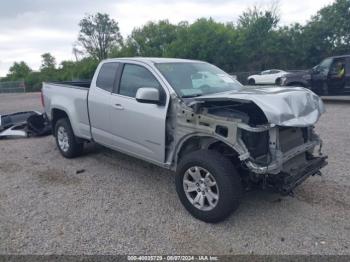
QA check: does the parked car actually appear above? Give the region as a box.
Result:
[280,55,350,94]
[247,69,287,85]
[42,58,327,223]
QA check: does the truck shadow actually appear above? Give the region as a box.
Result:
[81,142,294,220]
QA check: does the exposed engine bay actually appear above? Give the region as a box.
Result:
[166,92,327,195]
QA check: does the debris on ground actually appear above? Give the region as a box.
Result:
[0,111,51,138]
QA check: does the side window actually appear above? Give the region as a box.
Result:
[96,62,119,92]
[318,58,332,73]
[119,64,160,98]
[330,59,346,76]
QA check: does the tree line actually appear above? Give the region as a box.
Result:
[1,0,349,91]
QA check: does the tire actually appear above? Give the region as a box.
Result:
[275,78,282,86]
[175,150,242,223]
[248,78,255,85]
[54,118,84,158]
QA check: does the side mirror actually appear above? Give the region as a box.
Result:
[135,87,160,104]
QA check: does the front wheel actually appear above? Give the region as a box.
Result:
[175,150,242,223]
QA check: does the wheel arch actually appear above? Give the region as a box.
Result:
[247,78,256,84]
[174,134,241,169]
[275,77,282,85]
[51,108,70,136]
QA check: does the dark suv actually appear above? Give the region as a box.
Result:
[280,55,350,95]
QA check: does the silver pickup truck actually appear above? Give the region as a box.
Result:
[42,57,327,222]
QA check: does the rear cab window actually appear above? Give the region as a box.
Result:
[96,62,120,92]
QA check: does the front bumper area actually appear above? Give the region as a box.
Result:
[271,155,328,194]
[245,140,320,175]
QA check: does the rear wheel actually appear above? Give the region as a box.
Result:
[54,118,83,158]
[176,150,242,223]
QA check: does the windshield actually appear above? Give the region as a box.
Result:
[155,62,242,98]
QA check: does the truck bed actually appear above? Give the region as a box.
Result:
[42,82,91,140]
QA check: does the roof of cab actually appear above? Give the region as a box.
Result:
[102,57,204,65]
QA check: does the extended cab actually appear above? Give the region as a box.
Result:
[42,58,327,223]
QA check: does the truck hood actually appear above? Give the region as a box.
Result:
[193,86,325,127]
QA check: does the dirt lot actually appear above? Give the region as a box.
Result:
[0,93,349,255]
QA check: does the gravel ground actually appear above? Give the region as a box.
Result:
[0,93,349,255]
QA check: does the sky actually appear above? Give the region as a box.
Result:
[0,0,335,77]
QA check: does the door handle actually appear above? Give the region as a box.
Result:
[113,103,124,110]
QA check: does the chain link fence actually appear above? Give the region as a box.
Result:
[0,80,26,93]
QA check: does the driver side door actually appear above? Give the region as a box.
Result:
[259,70,270,84]
[108,63,169,164]
[327,58,346,91]
[311,58,332,91]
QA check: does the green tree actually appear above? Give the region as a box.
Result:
[236,5,280,70]
[166,19,239,72]
[41,53,56,70]
[25,72,44,92]
[3,0,350,90]
[124,20,179,57]
[301,0,350,65]
[78,13,122,60]
[6,61,32,80]
[57,61,76,80]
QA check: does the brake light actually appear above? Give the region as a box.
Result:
[40,89,45,107]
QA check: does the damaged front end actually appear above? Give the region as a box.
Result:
[172,87,327,195]
[240,125,327,194]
